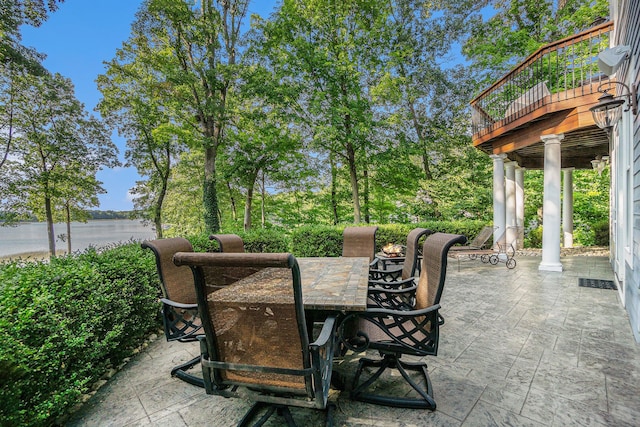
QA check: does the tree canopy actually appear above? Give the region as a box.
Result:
[1,0,610,248]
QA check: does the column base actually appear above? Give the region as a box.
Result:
[538,261,563,272]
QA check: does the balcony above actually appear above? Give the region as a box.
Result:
[470,22,614,169]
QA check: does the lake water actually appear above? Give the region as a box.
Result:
[0,219,157,257]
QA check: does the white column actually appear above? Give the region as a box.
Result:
[539,134,564,272]
[515,167,525,250]
[505,161,517,249]
[562,168,574,248]
[490,154,507,246]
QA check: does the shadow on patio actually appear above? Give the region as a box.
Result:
[67,255,640,426]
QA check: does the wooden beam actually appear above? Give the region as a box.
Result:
[490,110,574,154]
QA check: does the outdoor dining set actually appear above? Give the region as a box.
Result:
[141,227,468,427]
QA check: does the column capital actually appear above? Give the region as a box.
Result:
[489,153,508,162]
[541,133,564,144]
[504,160,517,169]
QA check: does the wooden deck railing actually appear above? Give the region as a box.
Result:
[470,21,614,138]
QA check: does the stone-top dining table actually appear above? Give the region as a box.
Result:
[208,256,370,313]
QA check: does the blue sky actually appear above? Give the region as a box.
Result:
[20,0,278,211]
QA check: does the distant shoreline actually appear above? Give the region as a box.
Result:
[0,219,156,259]
[0,250,66,262]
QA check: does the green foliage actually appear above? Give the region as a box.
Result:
[291,225,344,257]
[0,244,160,426]
[593,220,609,246]
[525,226,543,248]
[291,221,487,257]
[524,169,609,247]
[187,227,291,253]
[241,228,291,253]
[1,71,119,253]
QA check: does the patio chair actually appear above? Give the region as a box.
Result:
[339,232,467,409]
[209,233,245,253]
[369,228,432,285]
[449,225,497,252]
[342,226,378,266]
[173,252,336,427]
[141,237,204,388]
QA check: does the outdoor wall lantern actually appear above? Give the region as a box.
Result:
[589,82,637,133]
[590,45,638,134]
[591,155,609,176]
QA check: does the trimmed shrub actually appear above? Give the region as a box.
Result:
[291,225,343,257]
[290,221,487,257]
[0,244,160,427]
[189,228,291,253]
[593,220,610,246]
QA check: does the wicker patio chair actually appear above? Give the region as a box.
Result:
[339,232,467,409]
[173,252,337,427]
[369,228,432,285]
[209,233,245,253]
[342,226,378,267]
[141,237,204,387]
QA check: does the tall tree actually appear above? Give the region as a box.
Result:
[123,0,250,233]
[257,0,387,223]
[54,160,105,253]
[98,36,189,238]
[2,73,118,255]
[0,0,63,73]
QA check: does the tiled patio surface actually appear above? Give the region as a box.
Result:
[67,255,640,426]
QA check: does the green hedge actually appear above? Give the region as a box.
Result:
[0,244,160,427]
[290,221,486,256]
[188,228,291,253]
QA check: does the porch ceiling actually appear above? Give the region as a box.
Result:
[475,119,610,170]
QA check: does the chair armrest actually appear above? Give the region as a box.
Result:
[309,315,337,407]
[309,315,337,349]
[367,282,417,309]
[357,303,440,318]
[369,266,403,282]
[160,298,198,310]
[368,277,414,289]
[338,304,441,355]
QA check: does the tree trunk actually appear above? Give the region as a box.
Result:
[244,186,253,231]
[346,142,361,223]
[330,153,339,225]
[45,196,56,257]
[363,167,370,223]
[226,181,238,222]
[203,145,220,233]
[154,173,168,239]
[340,79,361,223]
[260,171,266,228]
[65,203,71,254]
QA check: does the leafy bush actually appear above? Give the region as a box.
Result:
[593,220,610,246]
[0,244,160,426]
[525,226,543,248]
[290,221,487,256]
[291,225,343,257]
[188,228,291,253]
